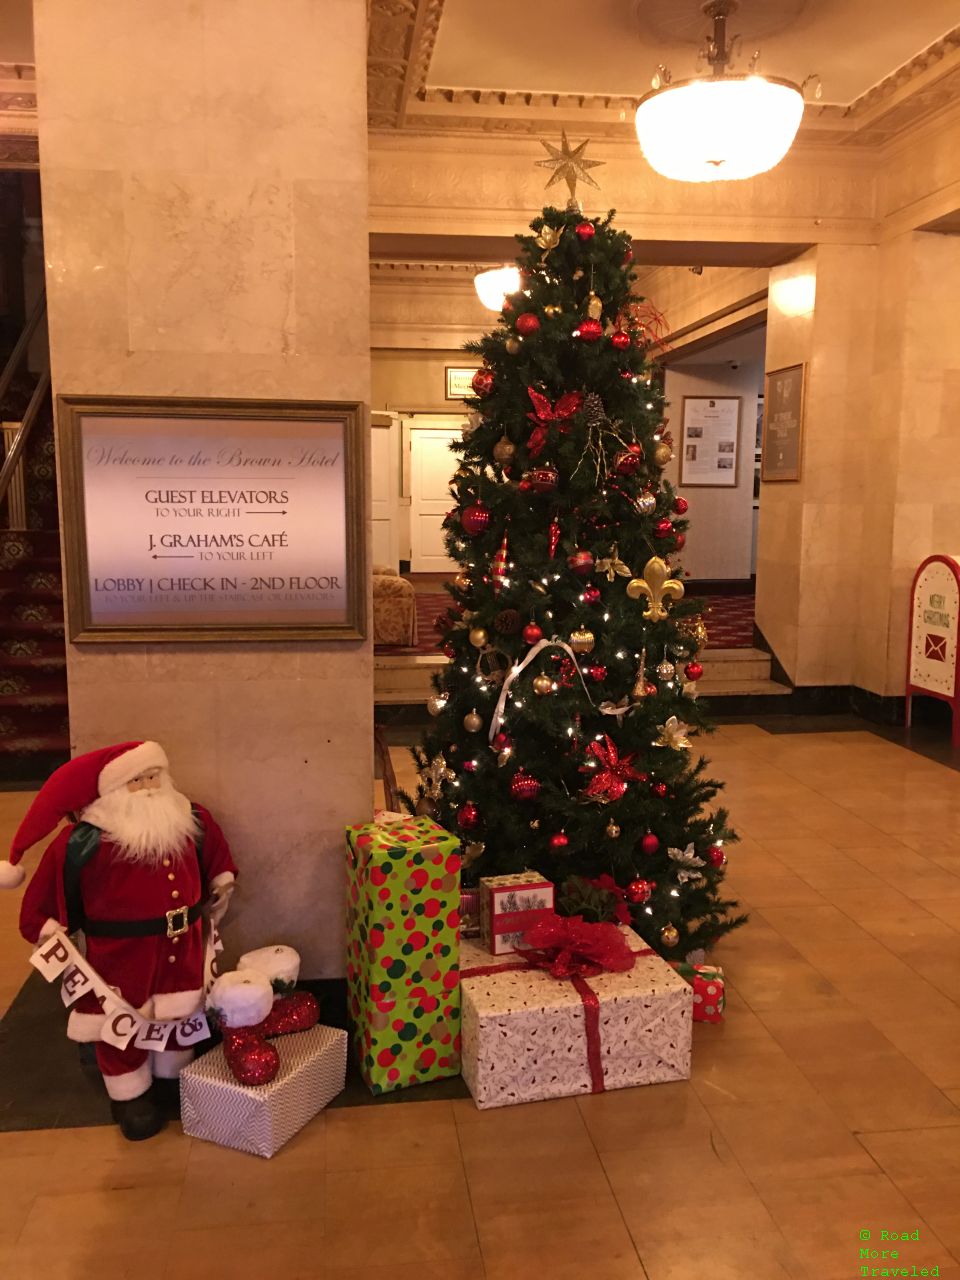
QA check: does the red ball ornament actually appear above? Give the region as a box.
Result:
[707,844,726,868]
[457,801,480,831]
[582,584,601,604]
[567,549,594,576]
[626,878,656,905]
[674,533,686,550]
[549,832,570,851]
[510,771,541,802]
[518,476,533,492]
[587,663,607,683]
[574,318,603,343]
[463,759,477,773]
[640,833,660,855]
[461,503,491,536]
[576,222,596,241]
[471,368,494,397]
[684,661,704,681]
[654,518,673,539]
[623,246,634,264]
[523,622,543,644]
[614,445,644,476]
[620,370,636,381]
[492,731,512,751]
[516,313,541,336]
[442,642,456,658]
[611,331,631,351]
[651,781,668,798]
[529,465,559,493]
[672,496,689,515]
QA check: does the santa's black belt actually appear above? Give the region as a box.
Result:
[83,903,201,939]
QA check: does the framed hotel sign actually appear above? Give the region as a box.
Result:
[679,396,741,487]
[445,366,480,400]
[761,363,805,482]
[57,396,367,642]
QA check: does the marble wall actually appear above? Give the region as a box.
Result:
[33,0,372,976]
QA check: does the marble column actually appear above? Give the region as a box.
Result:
[33,0,372,975]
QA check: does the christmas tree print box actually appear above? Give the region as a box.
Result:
[460,928,692,1109]
[346,815,462,1094]
[180,1025,348,1158]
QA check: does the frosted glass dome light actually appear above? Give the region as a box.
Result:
[635,75,804,183]
[474,266,522,312]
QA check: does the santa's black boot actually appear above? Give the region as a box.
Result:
[110,1088,166,1141]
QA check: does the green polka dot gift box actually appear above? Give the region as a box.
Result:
[346,815,462,1094]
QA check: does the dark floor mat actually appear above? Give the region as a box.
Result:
[0,971,468,1132]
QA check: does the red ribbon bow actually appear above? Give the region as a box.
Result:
[519,915,637,979]
[579,734,645,802]
[526,388,583,459]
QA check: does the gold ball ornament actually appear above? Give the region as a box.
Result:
[532,674,554,696]
[656,659,676,680]
[453,572,471,591]
[653,442,673,467]
[468,627,489,649]
[493,436,516,464]
[660,924,680,949]
[427,693,448,717]
[606,819,621,839]
[586,291,603,321]
[505,337,522,355]
[463,709,483,733]
[544,304,562,318]
[569,627,596,654]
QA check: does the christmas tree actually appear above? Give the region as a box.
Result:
[408,142,745,959]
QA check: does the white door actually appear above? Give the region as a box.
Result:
[370,412,400,570]
[409,424,463,573]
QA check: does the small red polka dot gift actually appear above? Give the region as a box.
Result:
[346,815,462,1094]
[669,962,726,1023]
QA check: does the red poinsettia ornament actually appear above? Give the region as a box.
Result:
[579,734,645,802]
[526,387,583,459]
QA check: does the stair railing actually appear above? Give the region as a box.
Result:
[0,292,49,529]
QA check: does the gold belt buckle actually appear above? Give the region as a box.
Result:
[165,906,189,938]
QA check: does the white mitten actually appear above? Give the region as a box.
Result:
[237,944,301,986]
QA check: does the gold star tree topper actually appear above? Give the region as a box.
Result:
[536,131,604,211]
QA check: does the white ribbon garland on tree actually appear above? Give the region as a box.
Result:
[488,637,597,743]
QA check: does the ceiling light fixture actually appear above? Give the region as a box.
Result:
[635,0,815,183]
[474,265,521,312]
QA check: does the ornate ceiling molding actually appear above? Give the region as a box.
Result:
[380,23,960,152]
[0,64,38,170]
[367,0,445,130]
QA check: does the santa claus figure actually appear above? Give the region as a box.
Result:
[0,741,237,1141]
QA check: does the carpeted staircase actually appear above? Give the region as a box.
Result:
[0,377,69,783]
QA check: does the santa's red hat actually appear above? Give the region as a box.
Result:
[0,741,169,889]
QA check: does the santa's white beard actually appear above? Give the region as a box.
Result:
[82,777,198,865]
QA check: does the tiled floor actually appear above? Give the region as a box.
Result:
[1,722,959,1279]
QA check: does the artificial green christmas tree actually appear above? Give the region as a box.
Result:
[408,157,745,959]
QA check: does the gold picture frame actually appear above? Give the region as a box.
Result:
[57,395,368,642]
[761,363,805,482]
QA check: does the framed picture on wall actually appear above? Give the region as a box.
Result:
[57,395,368,642]
[761,363,805,482]
[445,367,481,400]
[679,396,741,487]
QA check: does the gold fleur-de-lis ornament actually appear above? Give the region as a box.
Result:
[626,556,685,622]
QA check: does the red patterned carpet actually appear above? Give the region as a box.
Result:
[377,589,755,655]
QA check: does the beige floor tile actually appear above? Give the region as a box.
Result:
[600,1124,747,1200]
[176,1136,327,1230]
[690,1035,825,1107]
[5,1243,168,1280]
[827,885,938,927]
[868,1011,960,1090]
[324,1099,460,1170]
[704,1096,877,1181]
[859,1129,960,1258]
[477,1198,644,1280]
[758,1172,952,1278]
[165,1222,328,1280]
[576,1081,714,1151]
[17,1185,182,1251]
[322,1164,477,1268]
[915,897,960,930]
[329,1260,486,1280]
[729,952,848,1013]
